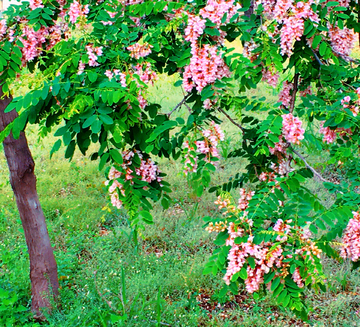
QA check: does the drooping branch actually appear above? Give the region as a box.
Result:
[289,73,299,114]
[289,146,328,182]
[218,108,244,132]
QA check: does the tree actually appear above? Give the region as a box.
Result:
[0,87,59,316]
[1,0,360,320]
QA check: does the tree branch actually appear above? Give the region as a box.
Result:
[310,47,323,66]
[166,94,191,117]
[289,73,299,114]
[289,146,328,182]
[218,108,244,132]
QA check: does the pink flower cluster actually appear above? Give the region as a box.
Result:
[224,228,286,293]
[243,40,259,62]
[183,141,198,175]
[273,218,292,242]
[292,267,304,288]
[0,20,7,41]
[19,26,48,63]
[282,113,305,145]
[262,67,279,88]
[184,14,206,45]
[105,69,127,87]
[183,122,225,174]
[238,188,255,211]
[340,211,360,262]
[319,122,352,144]
[200,0,239,29]
[328,24,355,57]
[127,43,153,59]
[269,135,287,155]
[29,0,43,10]
[183,44,230,92]
[69,1,90,24]
[195,121,225,159]
[134,63,158,85]
[259,0,319,56]
[105,167,125,209]
[341,94,359,117]
[106,149,162,209]
[182,0,236,93]
[86,45,103,67]
[278,81,293,108]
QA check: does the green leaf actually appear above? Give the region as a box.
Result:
[99,153,109,171]
[271,277,281,292]
[248,257,256,269]
[50,139,62,159]
[65,140,75,159]
[88,71,98,83]
[239,267,247,280]
[147,121,178,143]
[140,210,154,224]
[91,119,102,134]
[319,42,327,56]
[83,115,97,128]
[99,114,114,125]
[110,149,123,164]
[312,35,322,49]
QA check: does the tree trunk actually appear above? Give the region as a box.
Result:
[0,86,59,317]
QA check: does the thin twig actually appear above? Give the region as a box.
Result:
[166,94,191,117]
[310,47,323,66]
[289,73,299,114]
[218,108,244,132]
[332,50,360,64]
[289,146,328,182]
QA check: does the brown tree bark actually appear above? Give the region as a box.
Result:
[0,86,59,317]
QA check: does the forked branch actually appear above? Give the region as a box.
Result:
[290,146,328,182]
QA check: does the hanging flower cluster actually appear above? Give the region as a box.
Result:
[340,211,360,262]
[278,81,293,108]
[106,149,163,209]
[183,141,198,175]
[328,24,355,57]
[319,122,352,144]
[183,122,225,174]
[182,0,237,93]
[127,42,153,59]
[86,45,103,67]
[29,0,43,10]
[221,207,321,294]
[69,1,90,25]
[262,67,279,88]
[282,113,305,145]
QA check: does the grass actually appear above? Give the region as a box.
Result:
[1,75,360,326]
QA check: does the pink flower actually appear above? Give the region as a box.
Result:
[127,43,152,59]
[69,1,89,24]
[278,81,293,108]
[340,212,360,262]
[282,113,305,145]
[292,268,304,288]
[29,0,43,10]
